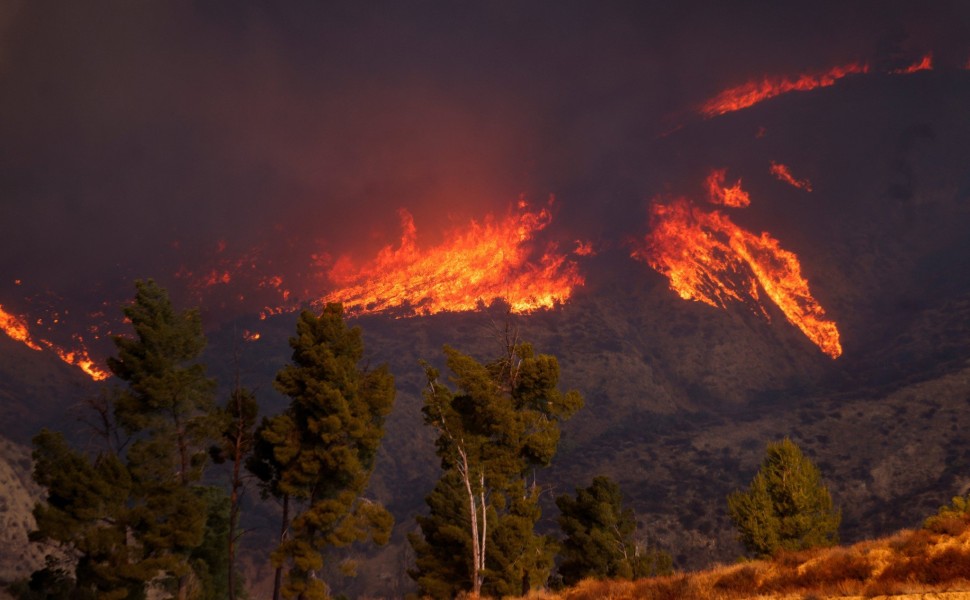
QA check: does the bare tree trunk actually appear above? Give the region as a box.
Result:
[457,446,486,595]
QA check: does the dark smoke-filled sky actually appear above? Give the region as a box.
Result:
[1,1,968,335]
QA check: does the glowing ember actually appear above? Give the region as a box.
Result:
[891,53,933,74]
[769,161,813,192]
[706,169,751,207]
[0,304,110,379]
[633,175,841,358]
[321,200,583,316]
[699,61,869,118]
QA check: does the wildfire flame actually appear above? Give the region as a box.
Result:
[891,53,933,74]
[321,200,584,316]
[0,305,43,351]
[699,61,869,118]
[574,240,596,256]
[706,169,751,207]
[0,304,110,379]
[634,173,842,358]
[769,161,813,192]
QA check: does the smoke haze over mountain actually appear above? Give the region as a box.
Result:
[2,1,968,320]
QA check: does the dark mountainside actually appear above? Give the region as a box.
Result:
[2,71,970,597]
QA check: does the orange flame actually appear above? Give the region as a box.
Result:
[50,341,111,381]
[574,240,596,256]
[699,61,869,118]
[769,161,813,192]
[0,304,110,379]
[321,201,583,316]
[0,304,43,351]
[634,176,841,358]
[891,53,933,74]
[706,169,751,207]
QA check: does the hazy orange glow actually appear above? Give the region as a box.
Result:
[699,61,869,118]
[706,169,751,207]
[321,200,583,316]
[634,175,841,358]
[770,161,813,192]
[892,53,933,74]
[0,304,110,379]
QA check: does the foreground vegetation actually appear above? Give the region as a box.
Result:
[511,505,970,600]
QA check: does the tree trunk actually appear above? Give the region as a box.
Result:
[458,447,485,596]
[273,494,289,600]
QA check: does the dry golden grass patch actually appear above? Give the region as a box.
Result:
[501,520,970,600]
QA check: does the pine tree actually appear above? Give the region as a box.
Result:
[264,305,395,600]
[28,280,226,600]
[409,340,583,598]
[728,438,840,557]
[106,279,222,599]
[555,476,672,585]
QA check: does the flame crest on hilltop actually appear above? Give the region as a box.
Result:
[891,53,933,74]
[700,62,869,118]
[320,199,584,316]
[633,172,842,358]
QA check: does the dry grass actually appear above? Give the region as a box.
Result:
[503,520,970,600]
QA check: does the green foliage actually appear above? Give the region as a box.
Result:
[409,340,583,598]
[728,438,840,557]
[189,487,237,600]
[556,476,672,585]
[923,493,970,535]
[28,280,227,599]
[210,385,259,600]
[9,556,76,600]
[108,279,218,485]
[30,429,147,599]
[264,305,395,599]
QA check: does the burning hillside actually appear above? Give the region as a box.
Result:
[0,304,109,380]
[633,171,842,359]
[320,199,584,316]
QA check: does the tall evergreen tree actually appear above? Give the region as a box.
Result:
[264,305,395,600]
[28,280,226,600]
[555,476,671,585]
[106,279,222,599]
[409,340,583,598]
[728,437,840,557]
